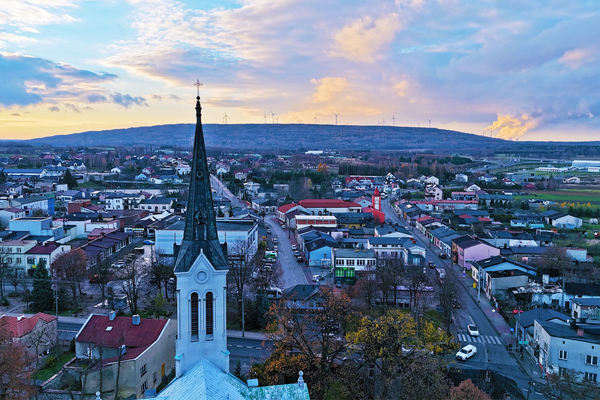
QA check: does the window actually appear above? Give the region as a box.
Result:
[140,363,147,377]
[346,259,355,266]
[16,248,21,253]
[27,257,35,265]
[335,259,344,266]
[585,372,598,382]
[206,291,214,340]
[559,350,567,360]
[141,381,148,393]
[16,258,21,264]
[191,293,199,341]
[586,355,598,366]
[153,371,157,383]
[357,259,365,266]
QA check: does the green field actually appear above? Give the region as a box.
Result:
[515,190,600,205]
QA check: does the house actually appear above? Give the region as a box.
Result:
[0,207,26,227]
[513,307,568,352]
[252,198,278,214]
[455,173,468,183]
[333,248,377,285]
[478,174,497,183]
[374,224,412,239]
[455,238,501,270]
[276,203,299,223]
[135,198,175,213]
[333,212,373,228]
[482,230,538,248]
[563,283,600,312]
[301,231,340,267]
[243,181,261,196]
[74,313,177,399]
[464,183,481,192]
[540,210,582,229]
[175,164,191,175]
[294,215,337,231]
[105,192,145,211]
[563,176,581,184]
[471,256,538,299]
[367,237,425,261]
[424,185,443,201]
[26,243,72,274]
[572,298,600,319]
[234,171,247,180]
[451,192,478,201]
[282,284,324,310]
[10,195,54,216]
[424,176,440,185]
[297,199,361,215]
[534,318,600,381]
[0,312,57,356]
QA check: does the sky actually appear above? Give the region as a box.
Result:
[1,0,599,141]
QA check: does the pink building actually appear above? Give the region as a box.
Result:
[456,239,500,270]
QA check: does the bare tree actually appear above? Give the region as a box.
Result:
[354,265,378,308]
[0,319,37,398]
[26,322,56,370]
[252,260,284,293]
[436,274,462,331]
[377,255,404,308]
[0,247,12,306]
[116,258,146,315]
[53,249,87,304]
[228,239,259,324]
[89,257,112,300]
[149,249,174,300]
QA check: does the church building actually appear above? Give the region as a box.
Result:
[155,93,310,400]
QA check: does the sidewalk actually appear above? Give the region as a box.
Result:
[227,330,269,340]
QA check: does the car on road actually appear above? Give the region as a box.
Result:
[266,229,271,234]
[282,224,287,229]
[143,240,154,245]
[291,244,297,250]
[467,324,480,336]
[439,253,448,259]
[312,275,322,282]
[297,255,303,262]
[294,251,300,257]
[456,345,477,361]
[428,261,435,268]
[273,238,279,244]
[273,245,278,251]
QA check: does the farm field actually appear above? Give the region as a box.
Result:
[517,190,600,205]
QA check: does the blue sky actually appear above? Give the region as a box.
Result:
[1,0,599,141]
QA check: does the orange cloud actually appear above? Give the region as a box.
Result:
[485,114,537,139]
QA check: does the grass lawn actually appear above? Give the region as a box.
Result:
[515,189,600,205]
[32,351,75,382]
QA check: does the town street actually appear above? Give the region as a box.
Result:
[264,217,309,288]
[381,198,545,399]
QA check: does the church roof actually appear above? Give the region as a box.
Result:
[174,97,228,272]
[156,359,310,400]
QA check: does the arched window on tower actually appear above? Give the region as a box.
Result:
[206,291,214,340]
[191,292,199,341]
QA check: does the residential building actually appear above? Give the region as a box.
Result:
[75,313,176,399]
[471,256,538,298]
[297,199,361,215]
[0,240,38,276]
[300,231,339,267]
[10,195,54,216]
[282,284,324,310]
[135,198,175,213]
[105,192,145,211]
[0,207,26,227]
[540,210,582,229]
[455,173,468,182]
[455,238,501,270]
[26,243,71,273]
[333,248,377,285]
[0,313,57,356]
[424,185,443,200]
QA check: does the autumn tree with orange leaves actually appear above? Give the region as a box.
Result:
[0,320,37,398]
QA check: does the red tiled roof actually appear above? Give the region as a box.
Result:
[298,199,360,208]
[278,203,297,213]
[415,216,433,222]
[76,315,167,351]
[1,312,57,338]
[26,244,60,254]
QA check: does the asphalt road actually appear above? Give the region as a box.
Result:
[381,198,544,399]
[264,218,309,288]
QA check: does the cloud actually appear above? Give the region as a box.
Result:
[86,94,108,103]
[49,105,60,112]
[110,92,148,108]
[558,47,598,69]
[484,114,538,140]
[311,77,349,103]
[331,14,402,62]
[394,80,409,96]
[0,53,117,107]
[0,0,78,32]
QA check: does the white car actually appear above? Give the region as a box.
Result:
[456,345,477,361]
[312,275,321,282]
[467,324,480,336]
[291,244,297,250]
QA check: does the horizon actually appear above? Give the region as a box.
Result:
[1,1,599,142]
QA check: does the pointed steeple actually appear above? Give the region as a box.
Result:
[174,96,228,272]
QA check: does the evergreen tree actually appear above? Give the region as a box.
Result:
[521,201,530,210]
[0,170,6,184]
[60,169,78,189]
[30,259,54,312]
[255,293,271,329]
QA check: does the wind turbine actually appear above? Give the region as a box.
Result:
[263,114,267,124]
[314,115,318,124]
[271,111,276,124]
[391,115,396,126]
[275,117,279,124]
[333,113,339,126]
[382,117,386,126]
[428,119,431,128]
[223,112,229,124]
[298,120,303,124]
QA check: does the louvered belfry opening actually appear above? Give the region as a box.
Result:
[206,291,214,339]
[191,292,199,341]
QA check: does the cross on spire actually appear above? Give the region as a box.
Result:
[194,79,203,98]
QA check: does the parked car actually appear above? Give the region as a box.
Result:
[312,275,321,282]
[266,229,271,234]
[467,324,480,336]
[282,224,287,229]
[428,261,435,268]
[273,245,278,251]
[297,256,303,262]
[273,238,279,244]
[294,251,300,257]
[143,240,154,245]
[439,253,448,259]
[456,345,477,361]
[291,244,297,250]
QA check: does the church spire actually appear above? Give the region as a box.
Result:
[174,92,228,273]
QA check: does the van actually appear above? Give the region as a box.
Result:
[436,268,446,281]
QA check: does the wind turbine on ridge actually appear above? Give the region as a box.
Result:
[428,119,431,128]
[333,113,339,126]
[314,115,318,124]
[271,111,276,124]
[391,115,396,126]
[263,114,267,124]
[223,112,229,124]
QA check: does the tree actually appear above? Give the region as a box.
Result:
[541,369,600,400]
[26,323,56,370]
[449,379,492,400]
[354,265,378,308]
[53,249,87,305]
[228,240,259,328]
[252,260,284,293]
[521,201,530,210]
[377,256,404,308]
[149,249,174,300]
[0,247,12,307]
[255,286,351,399]
[89,258,112,300]
[60,169,78,189]
[0,320,37,399]
[116,258,145,315]
[436,275,462,331]
[30,259,54,312]
[534,247,573,275]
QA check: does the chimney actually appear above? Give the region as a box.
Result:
[109,310,116,321]
[248,378,259,388]
[132,314,140,325]
[297,371,305,391]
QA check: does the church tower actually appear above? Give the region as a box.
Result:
[173,92,229,377]
[372,187,381,211]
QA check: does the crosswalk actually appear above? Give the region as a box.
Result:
[457,333,503,345]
